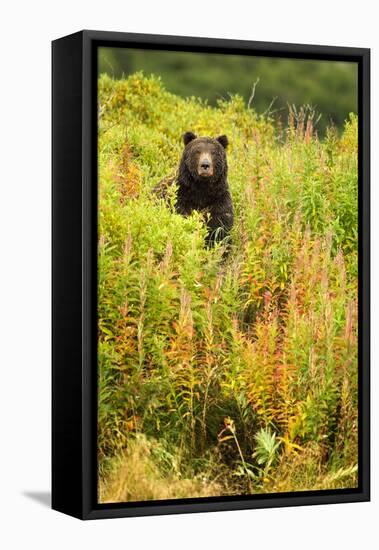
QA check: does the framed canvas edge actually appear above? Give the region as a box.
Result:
[52,30,370,521]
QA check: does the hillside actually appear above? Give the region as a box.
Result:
[97,73,358,502]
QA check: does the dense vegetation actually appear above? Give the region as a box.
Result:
[97,73,358,503]
[99,47,358,135]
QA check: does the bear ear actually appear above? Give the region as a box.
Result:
[183,131,197,146]
[216,135,228,149]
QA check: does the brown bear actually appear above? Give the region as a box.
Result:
[154,131,234,248]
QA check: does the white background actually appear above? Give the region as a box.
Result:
[0,1,376,548]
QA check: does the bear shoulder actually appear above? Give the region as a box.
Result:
[152,174,177,200]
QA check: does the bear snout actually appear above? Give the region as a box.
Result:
[198,152,214,177]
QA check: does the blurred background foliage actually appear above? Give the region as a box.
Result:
[99,47,357,136]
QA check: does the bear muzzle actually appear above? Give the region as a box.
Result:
[197,152,214,177]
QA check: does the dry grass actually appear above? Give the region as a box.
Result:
[99,435,222,503]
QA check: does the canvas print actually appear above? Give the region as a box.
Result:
[97,47,358,504]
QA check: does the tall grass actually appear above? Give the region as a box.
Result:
[97,73,358,502]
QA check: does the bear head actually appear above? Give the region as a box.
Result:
[179,132,229,185]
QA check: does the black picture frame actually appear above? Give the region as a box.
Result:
[52,30,370,520]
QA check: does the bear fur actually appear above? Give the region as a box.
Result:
[154,132,234,247]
